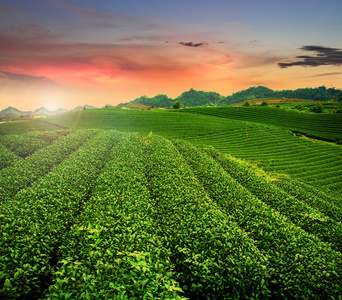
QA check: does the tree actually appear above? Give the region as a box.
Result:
[294,104,305,111]
[332,92,342,102]
[310,103,324,113]
[173,101,182,109]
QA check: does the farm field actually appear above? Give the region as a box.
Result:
[1,106,341,194]
[1,130,342,299]
[185,106,342,142]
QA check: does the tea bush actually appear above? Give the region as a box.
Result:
[0,129,98,203]
[174,140,342,298]
[0,130,117,299]
[46,132,184,299]
[0,143,22,170]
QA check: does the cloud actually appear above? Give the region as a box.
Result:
[0,70,60,86]
[306,72,342,78]
[10,23,51,36]
[0,71,55,83]
[179,41,208,47]
[279,45,342,68]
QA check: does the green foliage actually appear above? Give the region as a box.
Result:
[310,103,324,113]
[293,104,305,111]
[221,85,342,105]
[175,139,342,299]
[118,88,224,108]
[0,130,118,299]
[46,133,184,299]
[221,86,274,105]
[205,150,342,253]
[332,91,342,101]
[260,101,268,106]
[0,143,22,170]
[172,100,182,109]
[142,135,268,299]
[126,94,173,108]
[0,129,98,203]
[1,130,342,298]
[175,88,223,107]
[0,130,63,158]
[185,106,342,142]
[274,177,342,223]
[2,106,342,193]
[243,101,250,107]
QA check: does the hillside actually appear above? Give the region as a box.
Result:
[221,85,342,105]
[1,130,342,299]
[0,106,30,116]
[1,106,342,194]
[184,106,342,142]
[118,86,342,108]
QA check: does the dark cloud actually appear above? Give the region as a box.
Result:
[179,41,207,47]
[0,71,58,85]
[10,24,51,36]
[279,45,342,68]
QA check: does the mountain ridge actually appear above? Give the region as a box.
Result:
[0,104,97,117]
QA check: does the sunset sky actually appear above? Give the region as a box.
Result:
[0,0,342,111]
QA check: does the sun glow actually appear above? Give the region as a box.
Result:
[31,83,69,111]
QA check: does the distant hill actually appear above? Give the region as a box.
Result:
[0,106,31,116]
[71,105,97,111]
[34,107,51,115]
[118,90,224,108]
[221,86,342,105]
[119,86,342,108]
[119,94,173,108]
[55,108,67,114]
[0,104,98,117]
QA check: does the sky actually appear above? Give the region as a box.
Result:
[0,0,342,111]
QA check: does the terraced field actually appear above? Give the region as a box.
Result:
[185,106,342,142]
[183,123,342,193]
[1,130,342,299]
[1,107,341,195]
[181,107,342,194]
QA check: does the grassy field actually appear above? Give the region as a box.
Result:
[1,106,342,299]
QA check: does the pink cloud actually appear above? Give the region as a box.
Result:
[0,28,237,88]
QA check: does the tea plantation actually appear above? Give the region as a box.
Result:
[1,129,342,299]
[1,106,342,194]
